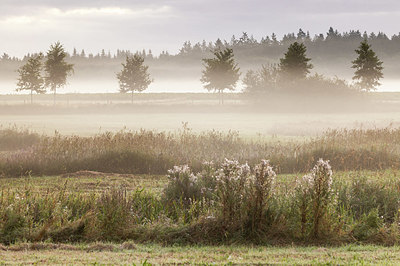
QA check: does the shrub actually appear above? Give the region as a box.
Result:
[163,165,202,207]
[94,188,133,241]
[294,159,333,238]
[352,208,383,241]
[247,160,276,232]
[215,159,251,227]
[0,209,26,244]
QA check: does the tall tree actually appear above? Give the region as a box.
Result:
[279,42,313,80]
[16,54,46,104]
[117,54,152,103]
[44,42,74,104]
[352,40,383,91]
[201,48,240,104]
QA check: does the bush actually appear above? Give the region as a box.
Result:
[352,209,383,241]
[293,159,334,238]
[0,209,26,245]
[246,160,276,232]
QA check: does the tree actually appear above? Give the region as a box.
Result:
[44,42,74,104]
[279,42,313,80]
[243,70,261,94]
[352,40,383,91]
[243,65,279,95]
[16,54,46,104]
[117,54,152,103]
[201,48,240,104]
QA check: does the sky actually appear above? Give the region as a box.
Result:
[1,0,400,57]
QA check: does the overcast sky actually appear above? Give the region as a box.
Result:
[1,0,400,57]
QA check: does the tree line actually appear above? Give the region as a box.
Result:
[2,28,399,65]
[15,31,384,104]
[201,39,383,103]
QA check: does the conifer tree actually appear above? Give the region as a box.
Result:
[201,48,240,104]
[44,42,74,104]
[279,42,312,80]
[352,40,383,91]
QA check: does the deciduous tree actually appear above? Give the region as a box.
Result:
[117,54,152,103]
[16,54,46,104]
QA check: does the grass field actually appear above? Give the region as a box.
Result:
[1,92,400,136]
[1,169,397,195]
[2,243,400,264]
[2,93,400,264]
[2,171,400,264]
[2,109,400,137]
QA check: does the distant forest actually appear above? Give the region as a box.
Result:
[1,27,400,90]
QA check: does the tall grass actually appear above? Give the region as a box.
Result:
[2,160,400,245]
[1,126,400,177]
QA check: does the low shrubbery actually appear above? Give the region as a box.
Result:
[1,159,400,245]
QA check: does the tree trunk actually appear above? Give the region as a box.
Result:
[53,86,56,105]
[131,90,134,104]
[219,90,224,105]
[30,90,33,104]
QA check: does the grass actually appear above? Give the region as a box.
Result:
[1,110,400,137]
[0,172,167,195]
[1,169,398,195]
[1,243,400,265]
[2,125,400,264]
[2,126,400,177]
[1,168,400,244]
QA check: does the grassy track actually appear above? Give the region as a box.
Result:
[1,169,397,194]
[0,172,167,195]
[1,243,399,264]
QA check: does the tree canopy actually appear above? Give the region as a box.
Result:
[352,40,384,91]
[16,53,46,103]
[201,48,240,99]
[279,42,313,80]
[243,65,278,95]
[117,54,152,103]
[44,42,74,103]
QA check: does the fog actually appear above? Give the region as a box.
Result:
[1,79,400,95]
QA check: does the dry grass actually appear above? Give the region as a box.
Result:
[1,243,400,265]
[0,173,167,194]
[2,126,400,177]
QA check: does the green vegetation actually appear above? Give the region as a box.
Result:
[44,42,74,104]
[2,243,400,264]
[1,165,400,246]
[352,39,384,91]
[117,54,152,103]
[201,48,240,104]
[279,42,313,80]
[2,125,400,266]
[16,53,46,104]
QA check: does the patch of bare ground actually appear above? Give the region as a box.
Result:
[61,170,136,179]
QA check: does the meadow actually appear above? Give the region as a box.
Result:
[1,92,400,137]
[2,94,400,264]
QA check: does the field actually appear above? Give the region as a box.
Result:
[2,170,400,264]
[3,243,400,264]
[2,93,400,264]
[1,92,400,136]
